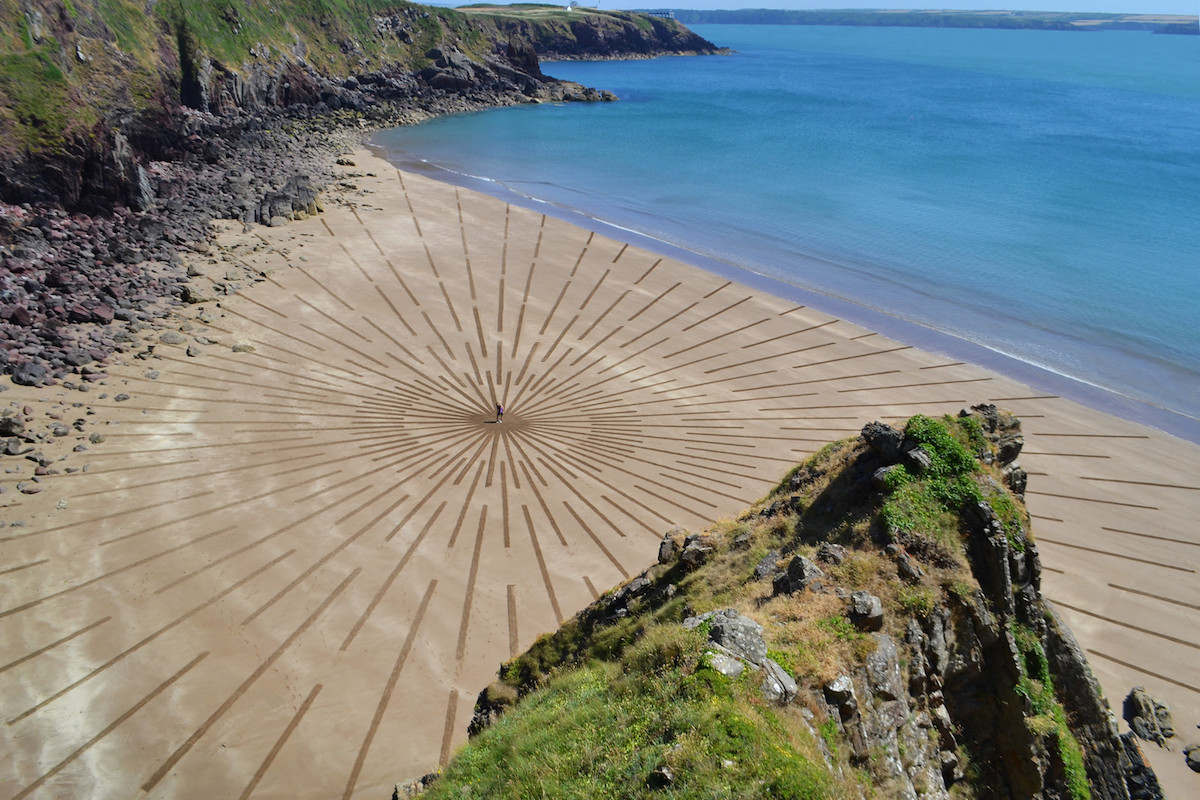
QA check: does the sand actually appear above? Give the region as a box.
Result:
[1,149,1197,799]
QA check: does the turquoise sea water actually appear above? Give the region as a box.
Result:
[374,25,1200,433]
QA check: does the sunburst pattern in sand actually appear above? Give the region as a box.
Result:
[2,161,1198,799]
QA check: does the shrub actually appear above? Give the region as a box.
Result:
[896,585,937,618]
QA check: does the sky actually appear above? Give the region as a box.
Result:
[437,2,1198,15]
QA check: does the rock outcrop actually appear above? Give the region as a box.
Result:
[0,2,709,383]
[0,1,615,210]
[456,407,1160,799]
[464,9,726,61]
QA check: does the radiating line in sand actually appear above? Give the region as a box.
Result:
[1,154,1198,798]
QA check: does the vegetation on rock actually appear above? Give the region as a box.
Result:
[428,406,1151,799]
[0,1,715,206]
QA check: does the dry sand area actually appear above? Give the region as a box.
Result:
[2,149,1198,799]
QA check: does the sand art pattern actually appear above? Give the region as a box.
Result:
[2,161,1198,798]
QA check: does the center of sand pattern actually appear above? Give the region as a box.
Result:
[3,159,1198,799]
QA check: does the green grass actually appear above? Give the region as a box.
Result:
[98,0,157,53]
[427,627,832,799]
[0,47,72,150]
[433,410,1092,800]
[815,615,864,643]
[879,414,1029,553]
[151,0,483,79]
[895,584,936,618]
[817,718,840,758]
[767,648,799,679]
[1013,625,1091,800]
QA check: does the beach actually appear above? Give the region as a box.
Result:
[2,149,1197,798]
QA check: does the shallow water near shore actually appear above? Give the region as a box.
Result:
[373,25,1200,434]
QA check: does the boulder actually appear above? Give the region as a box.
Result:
[862,421,904,462]
[895,551,924,584]
[1124,687,1175,746]
[824,675,858,719]
[966,403,1000,433]
[1003,463,1028,497]
[704,651,744,679]
[902,446,932,472]
[683,608,766,666]
[816,542,846,565]
[997,434,1023,465]
[63,349,92,367]
[12,362,47,386]
[752,549,780,580]
[393,773,438,798]
[761,658,798,706]
[657,526,685,564]
[680,533,715,569]
[848,591,884,632]
[774,554,824,595]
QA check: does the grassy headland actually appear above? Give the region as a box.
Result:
[423,408,1134,799]
[0,1,717,206]
[671,9,1198,35]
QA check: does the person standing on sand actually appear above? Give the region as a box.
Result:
[496,403,504,423]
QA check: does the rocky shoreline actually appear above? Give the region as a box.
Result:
[0,76,617,391]
[0,2,724,390]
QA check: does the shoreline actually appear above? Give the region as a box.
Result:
[2,147,1197,798]
[370,146,1200,447]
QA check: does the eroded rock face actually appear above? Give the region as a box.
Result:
[465,405,1158,800]
[846,406,1148,800]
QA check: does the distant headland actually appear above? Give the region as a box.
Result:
[670,8,1199,35]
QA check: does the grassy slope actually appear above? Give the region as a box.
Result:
[426,413,1091,799]
[439,629,832,799]
[0,0,486,158]
[0,1,704,162]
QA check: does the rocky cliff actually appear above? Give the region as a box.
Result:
[0,2,721,383]
[0,1,716,210]
[417,406,1161,799]
[458,5,726,60]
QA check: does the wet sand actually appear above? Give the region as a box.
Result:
[2,149,1197,798]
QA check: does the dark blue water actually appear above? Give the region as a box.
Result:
[374,25,1200,428]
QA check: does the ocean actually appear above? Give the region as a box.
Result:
[372,24,1200,436]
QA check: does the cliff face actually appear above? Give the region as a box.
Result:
[458,6,725,60]
[428,406,1160,800]
[0,1,704,209]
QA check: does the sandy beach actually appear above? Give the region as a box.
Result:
[2,148,1197,799]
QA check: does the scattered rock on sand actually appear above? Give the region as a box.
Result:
[12,363,46,386]
[1185,744,1200,773]
[1125,686,1175,746]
